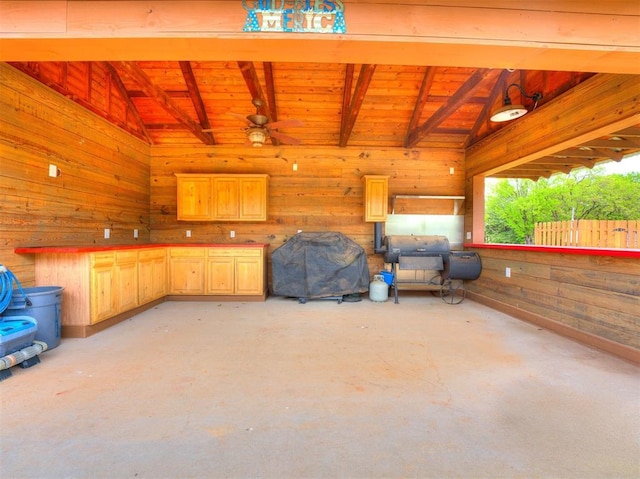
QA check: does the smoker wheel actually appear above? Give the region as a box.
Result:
[440,279,465,305]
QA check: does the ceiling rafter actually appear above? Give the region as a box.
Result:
[262,62,280,146]
[339,64,376,147]
[405,66,436,138]
[465,69,510,148]
[179,61,213,143]
[237,61,272,119]
[531,157,598,168]
[339,63,355,145]
[110,61,214,145]
[103,62,153,144]
[404,68,500,148]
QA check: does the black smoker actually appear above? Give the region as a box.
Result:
[377,229,482,304]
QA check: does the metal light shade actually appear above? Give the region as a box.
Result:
[490,82,542,122]
[490,102,528,122]
[247,127,267,146]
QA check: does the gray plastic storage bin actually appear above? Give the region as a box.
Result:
[3,287,63,350]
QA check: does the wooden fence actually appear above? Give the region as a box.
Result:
[534,220,639,248]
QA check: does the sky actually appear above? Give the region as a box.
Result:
[600,153,640,174]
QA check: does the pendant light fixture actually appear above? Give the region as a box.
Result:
[490,83,543,122]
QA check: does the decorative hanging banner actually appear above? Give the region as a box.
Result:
[242,0,346,34]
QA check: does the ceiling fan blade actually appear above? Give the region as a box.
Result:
[227,112,253,125]
[270,130,302,145]
[268,118,304,129]
[202,126,245,133]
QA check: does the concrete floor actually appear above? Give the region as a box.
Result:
[1,293,639,479]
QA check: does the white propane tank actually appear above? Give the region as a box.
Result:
[369,274,389,302]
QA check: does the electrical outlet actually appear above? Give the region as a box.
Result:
[48,164,58,178]
[230,230,235,238]
[505,267,511,278]
[104,228,110,239]
[186,230,191,238]
[133,229,138,239]
[466,232,472,240]
[449,167,455,175]
[293,162,298,171]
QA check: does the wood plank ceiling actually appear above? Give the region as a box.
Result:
[9,60,640,180]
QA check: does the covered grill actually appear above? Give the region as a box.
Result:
[382,234,481,303]
[271,232,370,303]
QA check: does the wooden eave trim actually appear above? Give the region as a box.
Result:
[466,73,640,177]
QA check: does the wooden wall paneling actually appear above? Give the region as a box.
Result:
[149,145,465,278]
[1,63,151,285]
[466,248,640,350]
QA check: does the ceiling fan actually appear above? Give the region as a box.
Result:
[206,98,303,147]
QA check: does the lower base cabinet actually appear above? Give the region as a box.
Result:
[206,248,265,295]
[169,246,267,296]
[32,245,266,337]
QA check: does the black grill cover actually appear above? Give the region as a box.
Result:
[271,232,370,299]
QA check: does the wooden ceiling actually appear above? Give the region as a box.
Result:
[9,60,640,179]
[3,1,639,179]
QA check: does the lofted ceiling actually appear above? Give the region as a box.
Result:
[9,60,640,180]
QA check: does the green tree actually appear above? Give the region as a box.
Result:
[485,169,640,244]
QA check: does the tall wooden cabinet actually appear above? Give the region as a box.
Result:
[176,174,268,221]
[364,175,389,222]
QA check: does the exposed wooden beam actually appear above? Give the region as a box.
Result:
[263,62,279,146]
[179,61,213,143]
[405,68,500,147]
[109,61,214,145]
[465,69,510,148]
[405,66,436,140]
[2,2,639,74]
[339,63,355,145]
[339,64,376,147]
[580,137,640,149]
[532,157,597,168]
[103,62,153,144]
[237,61,272,119]
[263,62,277,122]
[466,74,640,177]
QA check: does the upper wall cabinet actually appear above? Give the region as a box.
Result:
[363,175,389,222]
[176,174,269,222]
[176,175,213,221]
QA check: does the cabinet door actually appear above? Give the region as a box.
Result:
[90,254,117,324]
[169,248,206,294]
[151,256,167,299]
[235,256,263,295]
[207,257,235,294]
[115,251,138,313]
[239,177,267,221]
[176,176,212,220]
[364,175,388,222]
[139,249,167,303]
[212,178,240,220]
[138,257,155,305]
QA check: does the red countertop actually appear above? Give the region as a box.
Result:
[464,243,640,258]
[15,243,269,254]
